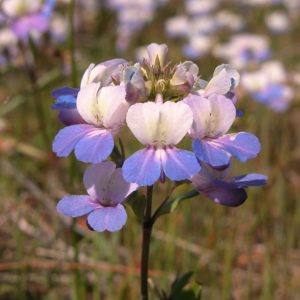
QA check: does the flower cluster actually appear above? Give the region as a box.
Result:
[164,0,295,113]
[241,61,293,112]
[165,0,243,58]
[1,0,56,42]
[214,35,294,112]
[105,0,169,52]
[0,0,71,67]
[53,43,267,232]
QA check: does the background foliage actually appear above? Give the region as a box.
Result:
[1,0,300,299]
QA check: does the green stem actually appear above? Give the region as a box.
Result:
[141,186,154,300]
[69,0,78,87]
[68,2,82,300]
[68,0,78,185]
[20,42,50,148]
[71,220,83,300]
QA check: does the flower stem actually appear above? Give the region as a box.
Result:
[68,0,78,87]
[141,185,154,300]
[19,41,51,149]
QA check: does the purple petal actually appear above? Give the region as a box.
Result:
[101,58,127,68]
[52,95,77,110]
[107,169,139,204]
[56,195,98,217]
[162,147,201,181]
[52,124,95,157]
[252,85,283,105]
[122,148,161,186]
[87,204,127,232]
[12,14,49,39]
[210,133,261,162]
[83,161,116,199]
[193,139,231,168]
[74,129,114,163]
[236,110,244,117]
[225,92,237,105]
[268,97,290,112]
[51,87,79,98]
[231,174,268,188]
[204,187,247,207]
[42,0,56,17]
[212,174,267,190]
[58,109,86,126]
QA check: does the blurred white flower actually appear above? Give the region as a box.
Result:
[0,28,18,49]
[165,16,189,37]
[50,14,68,43]
[216,10,244,31]
[185,0,218,16]
[241,61,293,112]
[2,0,42,17]
[214,34,270,69]
[183,35,213,58]
[265,12,290,33]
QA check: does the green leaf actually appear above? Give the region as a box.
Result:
[168,272,202,300]
[188,282,202,299]
[170,272,194,297]
[126,192,146,221]
[154,189,199,220]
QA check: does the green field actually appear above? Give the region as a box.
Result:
[1,0,300,299]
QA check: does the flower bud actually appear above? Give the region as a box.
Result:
[170,61,199,94]
[146,43,168,68]
[122,64,147,104]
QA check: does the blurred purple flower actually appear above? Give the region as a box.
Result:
[2,0,56,41]
[241,61,293,113]
[252,84,292,112]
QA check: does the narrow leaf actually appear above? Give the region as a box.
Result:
[154,189,199,220]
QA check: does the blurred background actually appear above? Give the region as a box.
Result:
[1,0,300,299]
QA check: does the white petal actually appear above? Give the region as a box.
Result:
[80,59,126,88]
[171,61,199,86]
[126,102,160,145]
[205,94,236,137]
[159,101,193,145]
[86,64,108,85]
[183,94,212,139]
[76,83,101,125]
[83,161,116,199]
[146,43,168,66]
[80,63,96,88]
[3,0,41,17]
[213,64,240,89]
[97,85,129,130]
[205,69,232,95]
[184,94,236,138]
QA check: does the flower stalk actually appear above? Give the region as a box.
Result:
[141,185,154,300]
